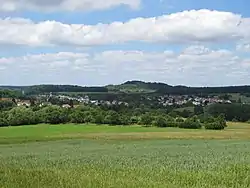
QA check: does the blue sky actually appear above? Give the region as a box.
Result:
[0,0,250,86]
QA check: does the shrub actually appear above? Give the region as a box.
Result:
[203,116,216,123]
[178,118,202,129]
[166,121,179,128]
[204,122,225,130]
[204,114,227,130]
[216,114,227,128]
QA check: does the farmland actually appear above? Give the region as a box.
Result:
[1,123,250,188]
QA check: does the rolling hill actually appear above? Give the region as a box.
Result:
[1,80,250,95]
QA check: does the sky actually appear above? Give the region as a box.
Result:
[0,0,250,86]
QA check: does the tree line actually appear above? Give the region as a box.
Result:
[206,103,250,122]
[3,81,250,96]
[0,104,226,130]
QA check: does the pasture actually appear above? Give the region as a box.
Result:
[1,122,250,188]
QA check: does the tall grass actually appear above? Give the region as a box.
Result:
[1,139,250,188]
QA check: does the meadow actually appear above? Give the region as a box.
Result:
[1,123,250,188]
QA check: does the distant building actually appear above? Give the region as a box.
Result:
[17,100,31,107]
[62,104,71,109]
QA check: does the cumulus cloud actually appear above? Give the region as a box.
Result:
[0,9,250,47]
[0,0,140,12]
[0,46,249,86]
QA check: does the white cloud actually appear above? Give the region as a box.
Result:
[0,0,140,12]
[237,43,250,52]
[0,9,250,47]
[1,46,249,86]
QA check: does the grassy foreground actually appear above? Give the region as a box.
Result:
[0,123,250,188]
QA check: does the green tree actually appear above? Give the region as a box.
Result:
[120,115,131,125]
[130,116,139,124]
[104,111,121,125]
[0,101,15,111]
[69,110,85,124]
[179,117,202,129]
[0,111,8,127]
[140,113,154,126]
[153,116,167,127]
[39,106,69,124]
[93,113,105,124]
[84,115,94,124]
[6,107,40,126]
[194,105,204,115]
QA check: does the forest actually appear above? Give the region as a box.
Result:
[2,81,250,95]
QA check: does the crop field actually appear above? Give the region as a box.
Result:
[1,123,250,188]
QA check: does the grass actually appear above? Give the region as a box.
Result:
[1,139,250,188]
[1,123,250,187]
[0,122,250,144]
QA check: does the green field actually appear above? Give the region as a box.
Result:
[1,123,250,188]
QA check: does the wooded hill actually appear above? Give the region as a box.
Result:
[1,80,250,95]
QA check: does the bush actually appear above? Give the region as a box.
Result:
[178,118,202,129]
[204,122,225,130]
[166,121,179,127]
[203,116,216,123]
[204,114,227,130]
[216,114,227,128]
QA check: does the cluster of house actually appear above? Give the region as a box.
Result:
[0,98,31,107]
[1,93,233,109]
[37,94,129,107]
[158,95,232,106]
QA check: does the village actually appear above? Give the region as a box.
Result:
[0,92,233,108]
